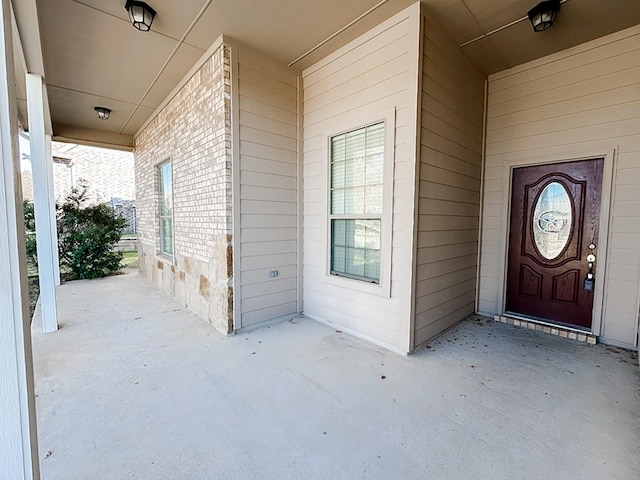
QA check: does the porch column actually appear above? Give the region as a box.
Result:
[26,72,58,333]
[0,0,41,476]
[45,134,60,285]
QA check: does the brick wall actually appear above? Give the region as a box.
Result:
[134,44,233,334]
[21,144,135,204]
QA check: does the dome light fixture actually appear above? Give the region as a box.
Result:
[124,0,156,32]
[527,0,560,32]
[94,107,111,120]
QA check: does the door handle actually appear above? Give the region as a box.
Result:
[584,253,596,291]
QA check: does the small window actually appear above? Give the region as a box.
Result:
[158,161,173,256]
[329,122,384,283]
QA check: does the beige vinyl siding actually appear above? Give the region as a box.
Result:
[479,25,640,347]
[302,4,421,352]
[236,49,299,328]
[413,12,486,346]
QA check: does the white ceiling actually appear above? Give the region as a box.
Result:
[11,0,640,149]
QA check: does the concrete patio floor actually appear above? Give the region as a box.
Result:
[32,270,640,480]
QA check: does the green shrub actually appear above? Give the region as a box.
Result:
[23,199,38,267]
[57,183,125,280]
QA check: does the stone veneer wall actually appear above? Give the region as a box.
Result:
[134,44,233,334]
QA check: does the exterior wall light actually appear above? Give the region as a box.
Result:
[528,0,560,32]
[94,107,111,120]
[125,0,156,32]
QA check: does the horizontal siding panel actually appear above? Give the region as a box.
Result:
[421,165,481,191]
[241,214,296,229]
[418,229,479,247]
[416,266,477,296]
[241,252,297,271]
[489,49,640,105]
[418,214,479,232]
[241,156,297,178]
[239,51,298,87]
[422,94,483,142]
[242,265,297,286]
[414,302,474,345]
[422,73,485,120]
[240,110,297,139]
[422,129,482,165]
[420,147,482,177]
[489,82,640,130]
[241,302,298,326]
[415,279,476,315]
[241,170,296,190]
[239,125,297,151]
[418,198,480,217]
[240,199,297,216]
[242,277,298,299]
[419,181,480,203]
[238,79,297,112]
[242,289,298,314]
[240,140,296,164]
[417,242,478,265]
[489,33,640,92]
[241,227,297,243]
[240,95,297,125]
[416,254,477,281]
[240,185,296,202]
[486,118,640,156]
[415,290,476,328]
[304,34,408,100]
[303,12,409,84]
[241,240,297,257]
[488,101,640,144]
[304,73,409,127]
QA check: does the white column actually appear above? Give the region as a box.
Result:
[45,134,60,285]
[0,0,41,477]
[26,73,58,333]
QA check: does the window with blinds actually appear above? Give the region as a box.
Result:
[329,122,384,283]
[158,160,173,256]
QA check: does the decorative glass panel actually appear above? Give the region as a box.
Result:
[533,182,572,260]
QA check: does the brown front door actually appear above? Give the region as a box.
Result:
[506,159,603,329]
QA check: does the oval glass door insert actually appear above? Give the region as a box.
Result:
[533,182,572,260]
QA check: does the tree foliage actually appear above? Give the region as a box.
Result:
[24,182,126,280]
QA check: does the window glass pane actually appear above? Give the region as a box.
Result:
[332,246,346,273]
[329,122,384,284]
[330,219,380,283]
[159,162,172,216]
[364,184,383,215]
[345,247,365,278]
[331,160,346,189]
[161,218,173,255]
[158,161,173,255]
[364,249,380,280]
[344,186,365,215]
[331,188,345,215]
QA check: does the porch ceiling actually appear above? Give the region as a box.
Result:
[12,0,640,148]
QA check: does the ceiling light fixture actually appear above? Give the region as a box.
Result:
[94,107,111,120]
[125,0,156,32]
[527,0,560,32]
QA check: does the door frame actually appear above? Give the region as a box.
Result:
[495,147,617,336]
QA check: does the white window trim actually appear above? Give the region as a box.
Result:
[323,108,395,298]
[157,159,174,259]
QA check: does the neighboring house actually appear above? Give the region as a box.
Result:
[22,142,137,233]
[134,3,640,353]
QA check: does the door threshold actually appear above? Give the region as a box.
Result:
[494,314,597,345]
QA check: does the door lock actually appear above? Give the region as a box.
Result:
[584,253,596,291]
